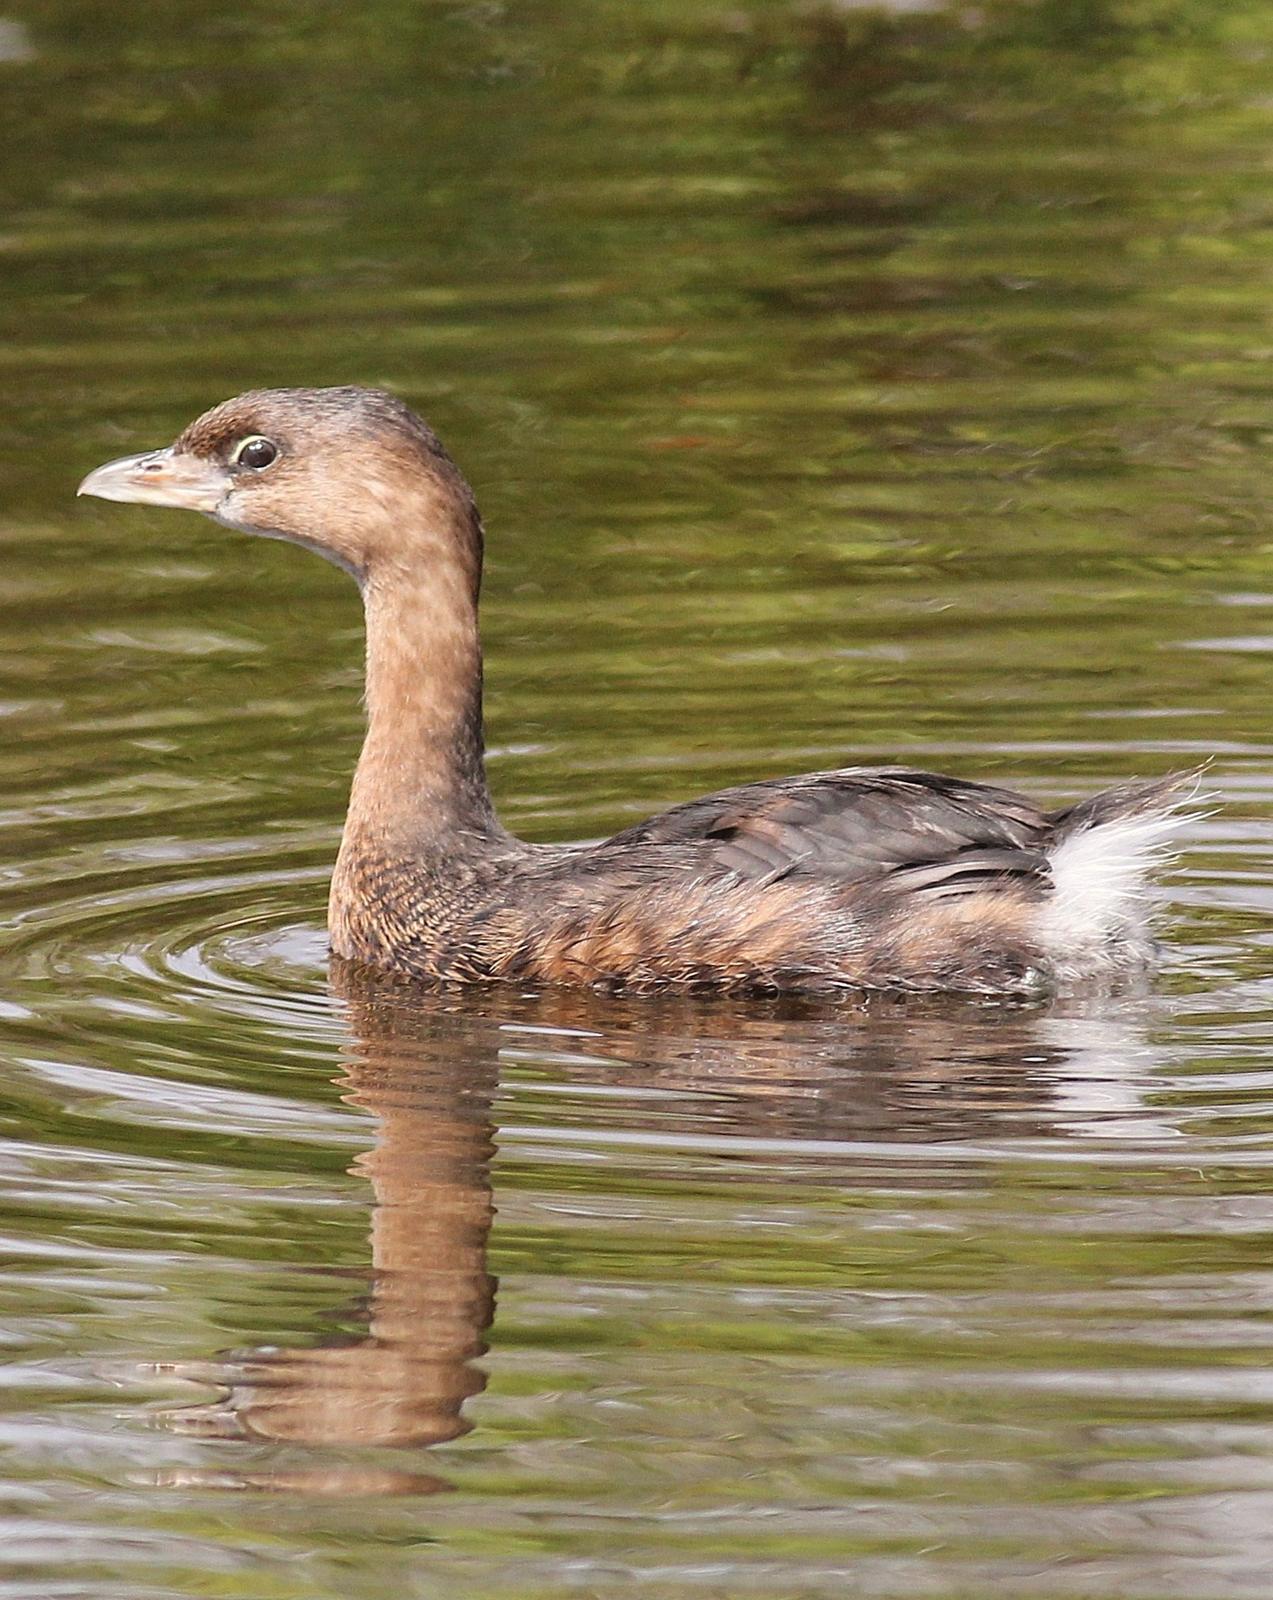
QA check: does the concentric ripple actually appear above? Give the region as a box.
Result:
[5,833,332,1012]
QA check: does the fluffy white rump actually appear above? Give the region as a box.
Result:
[1038,803,1194,983]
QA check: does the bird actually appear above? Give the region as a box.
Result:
[79,386,1198,999]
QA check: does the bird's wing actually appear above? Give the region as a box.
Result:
[603,768,1054,899]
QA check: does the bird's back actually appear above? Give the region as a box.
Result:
[330,767,1196,997]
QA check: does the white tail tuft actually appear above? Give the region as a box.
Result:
[1037,780,1208,981]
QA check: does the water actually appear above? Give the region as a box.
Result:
[1,1,1272,1594]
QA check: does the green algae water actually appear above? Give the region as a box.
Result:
[1,1,1272,1594]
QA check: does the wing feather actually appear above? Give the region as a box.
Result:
[605,768,1053,898]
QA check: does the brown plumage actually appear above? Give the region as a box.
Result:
[78,386,1198,999]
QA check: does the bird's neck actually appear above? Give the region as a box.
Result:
[326,474,517,964]
[359,556,498,838]
[340,556,501,859]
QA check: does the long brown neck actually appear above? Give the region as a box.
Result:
[348,562,497,840]
[327,468,517,963]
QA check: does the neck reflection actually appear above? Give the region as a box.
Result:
[159,967,499,1493]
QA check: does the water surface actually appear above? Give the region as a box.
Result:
[1,2,1272,1596]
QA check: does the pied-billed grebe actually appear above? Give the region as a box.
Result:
[79,387,1197,998]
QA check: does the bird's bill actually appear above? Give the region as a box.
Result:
[77,448,228,513]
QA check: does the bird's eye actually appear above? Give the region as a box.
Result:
[230,435,279,471]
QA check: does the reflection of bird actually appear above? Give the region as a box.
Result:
[153,969,500,1496]
[81,387,1197,997]
[145,973,1167,1495]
